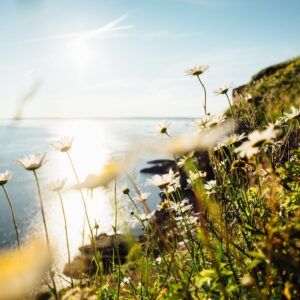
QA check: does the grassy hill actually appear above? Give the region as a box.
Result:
[234,56,300,125]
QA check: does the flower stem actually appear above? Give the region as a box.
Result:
[58,191,73,287]
[113,178,121,300]
[33,170,50,248]
[66,152,95,250]
[197,75,207,115]
[2,185,20,249]
[225,92,233,115]
[32,170,58,299]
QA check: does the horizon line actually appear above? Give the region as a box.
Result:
[0,116,196,121]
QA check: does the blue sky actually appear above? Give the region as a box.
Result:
[0,0,299,118]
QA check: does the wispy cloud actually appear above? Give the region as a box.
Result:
[22,14,134,44]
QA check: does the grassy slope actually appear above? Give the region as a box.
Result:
[234,56,300,125]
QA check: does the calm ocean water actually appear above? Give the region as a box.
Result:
[0,118,191,276]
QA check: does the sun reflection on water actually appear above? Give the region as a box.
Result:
[32,121,120,282]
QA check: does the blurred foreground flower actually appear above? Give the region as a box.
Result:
[75,157,123,190]
[193,114,227,131]
[235,124,280,158]
[17,153,46,171]
[0,239,51,300]
[51,136,74,152]
[165,119,234,155]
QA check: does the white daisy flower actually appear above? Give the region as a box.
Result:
[185,65,209,77]
[47,179,66,192]
[0,170,12,186]
[17,153,46,171]
[51,136,74,152]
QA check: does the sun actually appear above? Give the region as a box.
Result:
[66,39,97,73]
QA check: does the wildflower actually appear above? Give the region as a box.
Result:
[204,180,217,195]
[177,152,196,168]
[214,83,232,95]
[166,119,233,155]
[167,176,180,193]
[147,169,175,189]
[171,199,193,213]
[231,159,249,172]
[51,136,74,152]
[134,192,150,202]
[0,170,12,186]
[0,239,51,300]
[122,277,131,285]
[157,120,170,136]
[235,124,280,158]
[139,211,155,222]
[186,65,209,114]
[240,274,255,288]
[155,256,162,264]
[17,153,46,171]
[185,65,209,77]
[122,184,130,195]
[178,241,188,251]
[157,200,170,211]
[47,179,66,192]
[284,106,299,121]
[75,157,123,190]
[187,170,206,185]
[193,114,223,129]
[216,133,246,149]
[244,93,253,102]
[194,114,227,132]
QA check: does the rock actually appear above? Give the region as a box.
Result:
[63,234,140,279]
[140,159,176,174]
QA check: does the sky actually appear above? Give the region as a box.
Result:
[0,0,299,119]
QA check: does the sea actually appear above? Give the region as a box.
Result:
[0,118,192,279]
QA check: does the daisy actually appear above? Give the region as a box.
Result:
[284,106,299,121]
[157,120,171,136]
[214,83,232,95]
[204,180,217,195]
[134,192,150,202]
[216,133,246,149]
[187,170,207,185]
[185,65,209,77]
[186,65,209,114]
[47,179,66,192]
[0,170,12,186]
[122,184,130,195]
[205,114,227,128]
[193,114,227,132]
[235,124,280,158]
[177,152,196,168]
[17,153,46,171]
[51,136,74,152]
[147,169,176,189]
[76,158,122,190]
